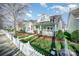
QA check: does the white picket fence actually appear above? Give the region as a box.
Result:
[1,30,44,56]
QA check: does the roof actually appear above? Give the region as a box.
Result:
[70,8,79,17]
[50,15,62,23]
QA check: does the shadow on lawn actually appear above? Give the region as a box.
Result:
[30,35,42,43]
[70,45,79,56]
[20,34,42,43]
[20,34,52,55]
[50,36,58,56]
[31,44,51,56]
[30,35,52,56]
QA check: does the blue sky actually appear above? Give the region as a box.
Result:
[25,3,79,24]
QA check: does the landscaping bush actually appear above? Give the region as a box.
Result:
[71,30,79,43]
[20,29,26,33]
[6,28,14,32]
[56,30,64,40]
[64,31,71,40]
[56,30,72,51]
[56,30,71,40]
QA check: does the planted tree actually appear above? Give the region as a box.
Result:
[0,3,30,36]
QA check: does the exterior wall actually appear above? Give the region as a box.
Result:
[42,30,53,36]
[58,20,63,31]
[34,22,63,36]
[37,14,50,22]
[16,24,21,31]
[34,28,53,36]
[16,21,24,31]
[34,15,64,36]
[25,22,34,33]
[67,13,78,33]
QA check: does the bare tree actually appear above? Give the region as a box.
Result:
[0,15,4,29]
[0,3,30,36]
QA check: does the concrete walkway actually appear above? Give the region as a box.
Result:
[0,31,25,56]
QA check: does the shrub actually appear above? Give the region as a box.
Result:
[56,30,64,40]
[56,30,71,40]
[20,29,25,33]
[64,31,71,40]
[71,30,79,43]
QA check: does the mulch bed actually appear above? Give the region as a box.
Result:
[16,32,64,42]
[16,33,29,36]
[16,32,36,36]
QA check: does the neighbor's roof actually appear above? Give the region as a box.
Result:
[70,8,79,17]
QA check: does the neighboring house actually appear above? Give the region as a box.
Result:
[23,20,36,33]
[67,8,79,33]
[16,20,24,31]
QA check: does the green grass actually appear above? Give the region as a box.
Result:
[30,38,52,55]
[68,42,79,55]
[19,35,36,43]
[17,34,33,39]
[18,35,52,55]
[55,41,61,54]
[17,34,79,55]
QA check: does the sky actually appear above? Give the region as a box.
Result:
[25,3,79,24]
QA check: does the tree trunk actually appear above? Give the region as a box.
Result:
[13,12,17,37]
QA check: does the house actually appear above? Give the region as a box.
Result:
[23,20,36,33]
[23,14,65,36]
[67,8,79,33]
[16,20,24,31]
[34,14,64,36]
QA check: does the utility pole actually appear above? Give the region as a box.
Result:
[59,28,70,56]
[63,27,70,56]
[50,16,57,56]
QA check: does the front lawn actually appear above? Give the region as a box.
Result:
[16,32,79,56]
[17,34,52,55]
[68,41,79,55]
